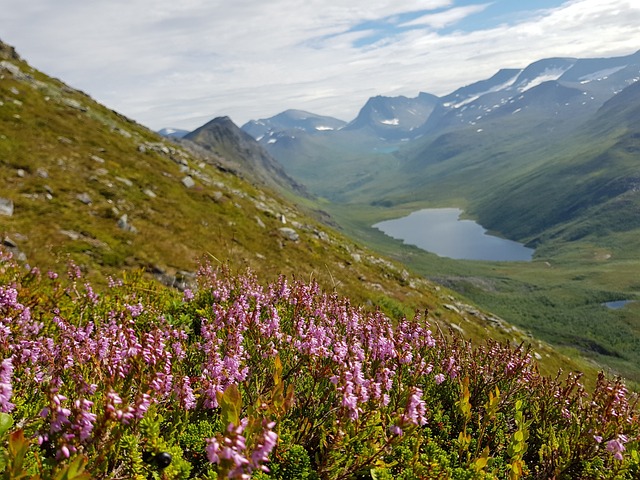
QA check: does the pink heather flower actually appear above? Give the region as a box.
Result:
[207,419,253,478]
[435,373,446,385]
[403,387,427,426]
[206,437,221,464]
[60,445,70,459]
[177,376,196,410]
[389,425,403,436]
[183,288,195,302]
[606,434,628,461]
[83,283,99,304]
[67,262,82,280]
[0,358,15,412]
[125,302,144,318]
[594,435,603,443]
[250,421,278,471]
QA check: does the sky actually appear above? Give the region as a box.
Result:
[1,0,639,131]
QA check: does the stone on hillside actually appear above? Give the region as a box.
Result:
[0,61,26,80]
[62,98,87,112]
[181,176,195,188]
[76,193,92,205]
[16,169,25,177]
[143,189,157,199]
[36,168,48,178]
[115,177,133,187]
[117,214,138,234]
[0,198,14,216]
[314,230,330,242]
[91,155,105,164]
[255,216,266,228]
[279,227,299,242]
[212,191,223,202]
[2,237,26,262]
[59,230,81,241]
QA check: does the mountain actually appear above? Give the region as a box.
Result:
[341,92,441,141]
[241,109,346,142]
[158,127,189,138]
[239,51,640,205]
[182,116,308,196]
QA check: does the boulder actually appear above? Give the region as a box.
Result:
[278,227,299,242]
[0,198,14,216]
[181,176,195,188]
[76,193,92,205]
[117,214,138,234]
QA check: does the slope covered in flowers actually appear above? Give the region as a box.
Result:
[0,250,638,479]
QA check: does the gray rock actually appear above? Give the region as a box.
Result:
[181,176,195,188]
[279,227,299,242]
[62,98,87,112]
[255,216,266,228]
[16,169,25,177]
[2,237,26,262]
[76,193,92,205]
[115,177,133,187]
[117,214,138,233]
[0,61,23,78]
[36,167,48,178]
[59,230,81,241]
[0,198,14,216]
[212,191,223,202]
[143,189,157,199]
[91,155,105,164]
[2,237,18,248]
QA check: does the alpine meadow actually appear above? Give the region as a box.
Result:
[2,33,640,480]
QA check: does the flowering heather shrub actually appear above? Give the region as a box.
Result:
[0,251,638,479]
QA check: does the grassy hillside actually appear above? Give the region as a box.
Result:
[0,40,590,381]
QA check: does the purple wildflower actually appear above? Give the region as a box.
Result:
[0,358,15,412]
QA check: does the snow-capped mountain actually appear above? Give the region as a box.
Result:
[432,51,640,131]
[241,109,346,143]
[157,127,190,138]
[236,49,640,169]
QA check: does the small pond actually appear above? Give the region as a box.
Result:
[373,208,534,262]
[603,300,634,310]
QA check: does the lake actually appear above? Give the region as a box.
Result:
[373,208,534,261]
[603,300,634,310]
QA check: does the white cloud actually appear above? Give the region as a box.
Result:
[1,0,639,130]
[400,4,492,29]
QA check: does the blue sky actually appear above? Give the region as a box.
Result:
[1,0,638,130]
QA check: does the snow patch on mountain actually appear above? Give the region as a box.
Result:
[579,65,628,83]
[380,118,400,125]
[444,74,520,109]
[518,68,571,92]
